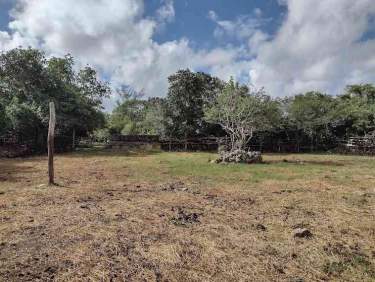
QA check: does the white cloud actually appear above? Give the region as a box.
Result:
[208,10,218,22]
[0,0,251,110]
[208,9,268,42]
[208,9,270,57]
[1,0,375,109]
[249,0,375,96]
[156,0,175,23]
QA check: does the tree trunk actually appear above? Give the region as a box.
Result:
[48,102,56,185]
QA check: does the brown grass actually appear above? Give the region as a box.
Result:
[0,150,374,281]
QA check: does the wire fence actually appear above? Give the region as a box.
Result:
[3,133,375,157]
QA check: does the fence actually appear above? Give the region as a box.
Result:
[107,134,375,154]
[0,135,17,145]
[335,136,375,155]
[104,134,340,153]
[4,133,375,156]
[160,137,221,151]
[111,134,160,143]
[0,135,31,157]
[0,134,74,157]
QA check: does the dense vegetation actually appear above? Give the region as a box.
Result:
[0,48,109,152]
[109,70,375,151]
[2,47,375,152]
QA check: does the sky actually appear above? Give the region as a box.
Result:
[1,0,375,110]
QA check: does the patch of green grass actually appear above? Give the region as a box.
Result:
[95,151,375,188]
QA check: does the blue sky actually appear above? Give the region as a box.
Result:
[0,0,12,29]
[0,0,286,51]
[145,0,285,48]
[0,0,375,110]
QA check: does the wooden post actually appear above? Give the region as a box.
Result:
[48,102,56,185]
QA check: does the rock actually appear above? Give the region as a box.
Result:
[256,223,267,231]
[216,149,262,164]
[292,228,313,238]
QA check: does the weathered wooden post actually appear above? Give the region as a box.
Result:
[48,101,56,185]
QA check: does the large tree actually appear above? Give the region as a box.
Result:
[164,69,224,139]
[286,91,336,151]
[205,78,280,152]
[0,47,109,151]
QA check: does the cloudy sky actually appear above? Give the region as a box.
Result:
[1,0,375,109]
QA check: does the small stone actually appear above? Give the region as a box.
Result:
[256,223,267,231]
[292,228,313,238]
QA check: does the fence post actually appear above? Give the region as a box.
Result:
[48,102,56,185]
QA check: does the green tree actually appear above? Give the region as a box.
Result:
[164,69,224,140]
[0,47,109,151]
[286,91,336,151]
[205,78,280,151]
[342,84,375,101]
[333,94,375,136]
[142,97,166,135]
[109,88,148,134]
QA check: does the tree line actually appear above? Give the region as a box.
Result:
[108,70,375,152]
[1,47,375,153]
[0,48,109,152]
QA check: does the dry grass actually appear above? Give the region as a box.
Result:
[0,149,374,281]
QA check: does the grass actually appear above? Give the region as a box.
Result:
[0,149,374,281]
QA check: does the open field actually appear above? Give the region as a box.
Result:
[0,150,374,281]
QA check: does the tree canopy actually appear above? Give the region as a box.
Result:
[2,47,375,154]
[0,48,109,151]
[205,78,280,151]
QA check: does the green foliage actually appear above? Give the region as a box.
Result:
[342,84,375,100]
[288,92,335,133]
[0,47,109,151]
[2,47,375,154]
[164,69,224,138]
[205,78,281,150]
[334,93,375,136]
[108,90,164,135]
[108,70,224,138]
[142,98,166,135]
[90,128,111,143]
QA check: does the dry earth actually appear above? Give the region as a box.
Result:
[0,150,374,281]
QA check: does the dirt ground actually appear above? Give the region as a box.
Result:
[0,150,374,281]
